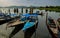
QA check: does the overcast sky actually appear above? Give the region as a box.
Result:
[0,0,60,7]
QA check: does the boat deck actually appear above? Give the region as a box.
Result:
[49,27,58,35]
[47,18,58,38]
[8,20,24,26]
[7,19,29,27]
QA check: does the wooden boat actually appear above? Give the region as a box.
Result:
[7,19,29,28]
[24,21,38,38]
[46,13,58,38]
[0,16,18,25]
[0,13,19,25]
[7,14,37,27]
[8,16,30,38]
[21,15,38,38]
[8,14,38,38]
[22,17,38,31]
[8,19,38,38]
[57,18,60,25]
[57,18,60,31]
[6,16,29,28]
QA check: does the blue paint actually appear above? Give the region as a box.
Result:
[0,13,5,16]
[9,13,17,17]
[21,13,38,21]
[22,13,30,17]
[22,21,35,31]
[22,13,38,17]
[20,17,27,21]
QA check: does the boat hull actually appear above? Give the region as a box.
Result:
[24,22,38,38]
[0,16,19,25]
[0,18,13,25]
[46,24,58,38]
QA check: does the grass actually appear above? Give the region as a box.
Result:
[38,7,60,12]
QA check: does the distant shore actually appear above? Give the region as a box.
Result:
[38,6,60,12]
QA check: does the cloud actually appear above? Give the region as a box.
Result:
[0,0,60,7]
[0,0,24,6]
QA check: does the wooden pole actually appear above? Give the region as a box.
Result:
[14,8,16,13]
[9,9,10,13]
[21,8,23,13]
[16,8,18,14]
[46,12,48,25]
[26,8,28,13]
[30,7,33,14]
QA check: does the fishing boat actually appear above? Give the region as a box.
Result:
[7,12,38,27]
[8,13,38,38]
[0,13,12,25]
[6,16,29,28]
[8,14,30,38]
[57,18,60,25]
[57,18,60,38]
[0,13,19,25]
[57,18,60,31]
[21,14,38,38]
[22,15,38,31]
[46,13,58,38]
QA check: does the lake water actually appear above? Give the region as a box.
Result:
[35,9,60,38]
[0,9,60,38]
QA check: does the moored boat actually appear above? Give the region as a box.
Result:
[8,15,30,38]
[57,18,60,31]
[21,14,38,38]
[0,13,19,25]
[57,18,60,25]
[46,13,58,38]
[22,15,38,31]
[6,16,29,28]
[57,18,60,38]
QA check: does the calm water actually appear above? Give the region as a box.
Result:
[0,9,60,38]
[32,9,60,38]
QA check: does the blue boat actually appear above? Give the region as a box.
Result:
[6,14,28,28]
[0,13,5,18]
[7,15,30,38]
[0,13,19,25]
[7,13,38,38]
[22,14,38,31]
[8,13,18,17]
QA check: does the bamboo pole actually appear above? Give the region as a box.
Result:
[21,8,23,13]
[30,7,33,14]
[26,8,28,13]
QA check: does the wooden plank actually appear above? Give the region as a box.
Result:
[49,27,58,34]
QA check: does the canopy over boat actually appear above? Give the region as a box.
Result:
[21,13,38,17]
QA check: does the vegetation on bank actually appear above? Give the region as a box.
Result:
[38,6,60,12]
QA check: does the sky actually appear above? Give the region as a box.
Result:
[0,0,60,7]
